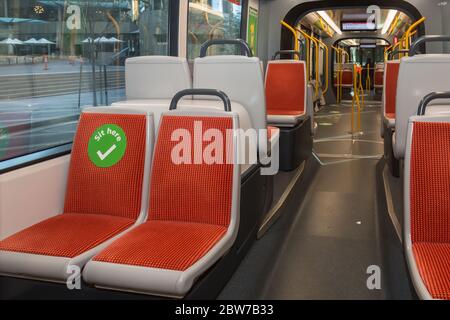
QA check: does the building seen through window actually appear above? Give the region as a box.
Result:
[0,0,169,162]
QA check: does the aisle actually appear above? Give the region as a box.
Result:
[219,103,413,299]
[264,104,385,299]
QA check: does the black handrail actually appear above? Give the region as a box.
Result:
[272,50,301,60]
[417,91,450,115]
[388,49,409,60]
[409,35,450,56]
[170,89,232,112]
[199,39,253,58]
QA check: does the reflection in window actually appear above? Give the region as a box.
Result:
[188,0,242,59]
[0,0,169,162]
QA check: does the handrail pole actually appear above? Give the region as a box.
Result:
[351,65,356,132]
[308,32,320,99]
[366,63,371,92]
[296,27,319,98]
[384,44,393,61]
[404,17,426,52]
[316,38,329,95]
[280,21,299,59]
[332,46,342,103]
[338,49,347,100]
[359,67,365,109]
[388,14,399,36]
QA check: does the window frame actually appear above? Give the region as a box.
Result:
[0,0,180,173]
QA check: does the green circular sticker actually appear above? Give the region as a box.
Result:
[0,124,9,158]
[88,124,127,168]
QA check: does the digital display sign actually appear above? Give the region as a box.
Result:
[341,22,377,31]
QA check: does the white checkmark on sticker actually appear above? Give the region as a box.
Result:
[97,144,117,161]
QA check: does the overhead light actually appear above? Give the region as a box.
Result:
[382,10,398,34]
[317,11,342,35]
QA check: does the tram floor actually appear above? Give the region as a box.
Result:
[219,103,415,300]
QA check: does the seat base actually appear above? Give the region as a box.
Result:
[0,214,135,282]
[0,166,266,299]
[267,113,306,127]
[274,117,312,172]
[383,124,400,178]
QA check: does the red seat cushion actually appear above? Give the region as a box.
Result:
[93,220,227,271]
[64,113,147,220]
[384,62,400,116]
[265,62,306,116]
[0,213,134,258]
[413,243,450,300]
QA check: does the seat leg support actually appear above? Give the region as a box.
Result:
[277,117,313,172]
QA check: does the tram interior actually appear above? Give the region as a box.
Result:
[0,0,449,301]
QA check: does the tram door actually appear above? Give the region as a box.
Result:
[360,47,375,90]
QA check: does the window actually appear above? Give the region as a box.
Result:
[0,0,170,163]
[187,0,242,59]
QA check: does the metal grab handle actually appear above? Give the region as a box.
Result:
[417,91,450,115]
[199,39,253,58]
[169,89,232,112]
[272,50,301,60]
[409,35,450,56]
[388,49,409,60]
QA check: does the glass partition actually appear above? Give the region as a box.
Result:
[187,0,242,59]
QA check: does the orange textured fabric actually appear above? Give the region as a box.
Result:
[64,113,147,220]
[375,70,384,86]
[265,62,306,116]
[410,122,450,243]
[94,220,227,271]
[385,113,395,120]
[384,62,400,115]
[0,213,134,258]
[413,243,450,300]
[148,115,234,226]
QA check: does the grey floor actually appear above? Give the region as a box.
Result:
[219,102,414,300]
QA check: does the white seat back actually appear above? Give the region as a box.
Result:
[125,56,191,99]
[193,55,266,131]
[394,54,450,158]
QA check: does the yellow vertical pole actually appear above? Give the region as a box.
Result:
[297,28,319,99]
[366,64,371,92]
[305,38,310,82]
[358,66,364,108]
[351,65,356,133]
[351,65,362,133]
[317,39,329,95]
[309,34,320,99]
[332,46,341,103]
[280,21,299,57]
